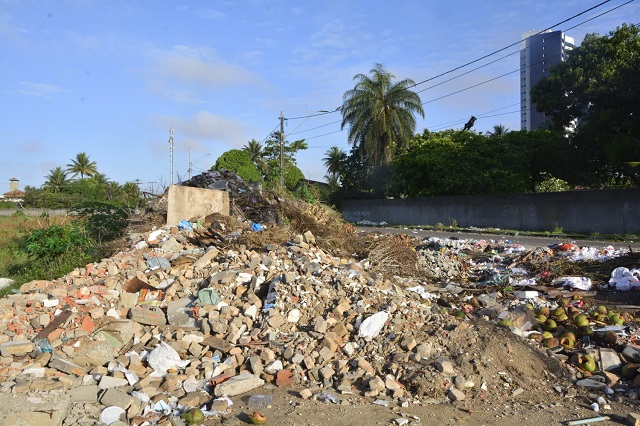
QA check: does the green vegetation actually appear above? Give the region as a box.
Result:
[213,149,261,183]
[318,27,639,201]
[341,63,424,166]
[532,24,640,188]
[0,152,145,295]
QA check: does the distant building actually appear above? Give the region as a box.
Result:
[520,30,575,131]
[1,178,25,202]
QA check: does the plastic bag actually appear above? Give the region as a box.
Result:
[147,342,190,375]
[358,311,389,338]
[554,276,592,291]
[609,267,640,291]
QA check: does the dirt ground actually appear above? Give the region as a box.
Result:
[210,390,634,426]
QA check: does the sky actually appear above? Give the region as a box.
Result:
[1,0,638,193]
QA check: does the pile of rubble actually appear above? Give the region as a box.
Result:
[1,180,640,425]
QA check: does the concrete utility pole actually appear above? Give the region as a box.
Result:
[279,111,285,191]
[169,128,174,186]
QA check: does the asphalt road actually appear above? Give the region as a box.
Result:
[357,226,640,251]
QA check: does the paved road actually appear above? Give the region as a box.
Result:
[357,226,640,251]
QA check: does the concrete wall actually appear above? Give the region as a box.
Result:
[0,208,70,217]
[339,188,640,234]
[167,185,230,225]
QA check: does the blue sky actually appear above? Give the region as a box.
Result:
[1,0,637,193]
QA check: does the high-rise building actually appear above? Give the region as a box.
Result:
[520,30,575,130]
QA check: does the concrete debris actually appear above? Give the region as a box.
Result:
[0,189,640,424]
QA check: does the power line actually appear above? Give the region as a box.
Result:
[280,2,635,145]
[410,0,615,89]
[283,0,618,124]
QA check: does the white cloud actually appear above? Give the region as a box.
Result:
[152,111,250,151]
[196,8,227,20]
[153,45,264,88]
[15,81,66,98]
[0,10,27,45]
[146,80,204,104]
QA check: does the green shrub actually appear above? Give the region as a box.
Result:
[75,201,130,243]
[214,150,261,182]
[20,223,92,260]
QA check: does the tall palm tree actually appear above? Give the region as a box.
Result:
[67,152,98,179]
[44,167,69,193]
[341,63,424,166]
[487,124,510,137]
[323,147,347,176]
[243,139,265,166]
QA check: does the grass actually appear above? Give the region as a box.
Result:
[0,213,73,297]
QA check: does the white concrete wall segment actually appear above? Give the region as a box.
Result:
[167,185,229,226]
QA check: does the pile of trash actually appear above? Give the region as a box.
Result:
[1,176,640,425]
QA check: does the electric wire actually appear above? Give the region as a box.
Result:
[298,13,636,142]
[282,2,636,147]
[285,0,618,122]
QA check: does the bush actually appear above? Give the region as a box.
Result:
[535,173,571,192]
[20,223,92,260]
[214,150,261,183]
[75,201,130,243]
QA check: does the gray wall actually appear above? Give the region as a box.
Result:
[340,188,640,234]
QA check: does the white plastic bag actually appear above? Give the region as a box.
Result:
[609,267,640,291]
[555,276,592,291]
[147,341,190,375]
[358,311,389,338]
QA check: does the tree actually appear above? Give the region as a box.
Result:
[262,133,308,165]
[487,124,510,137]
[213,149,261,182]
[340,63,424,166]
[67,152,98,179]
[44,167,69,193]
[324,173,341,193]
[531,24,640,186]
[322,147,347,176]
[243,139,265,165]
[121,181,141,206]
[389,129,567,197]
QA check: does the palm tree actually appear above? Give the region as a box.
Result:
[122,181,140,205]
[243,139,265,168]
[341,63,424,166]
[67,152,98,179]
[44,167,69,193]
[89,172,109,186]
[487,124,510,137]
[323,147,347,176]
[324,173,341,193]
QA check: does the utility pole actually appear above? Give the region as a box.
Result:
[188,146,192,180]
[148,181,156,195]
[279,111,285,191]
[169,128,174,186]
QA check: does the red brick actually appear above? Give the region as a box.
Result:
[81,316,95,334]
[276,369,295,387]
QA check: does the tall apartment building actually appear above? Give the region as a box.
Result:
[520,30,575,130]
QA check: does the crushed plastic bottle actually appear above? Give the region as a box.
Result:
[248,394,274,407]
[34,337,53,353]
